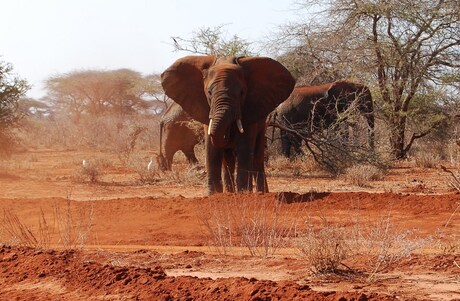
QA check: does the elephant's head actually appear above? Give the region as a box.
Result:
[326,80,373,117]
[161,56,295,148]
[327,80,375,147]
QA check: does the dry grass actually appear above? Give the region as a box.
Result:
[414,151,442,168]
[160,163,206,186]
[0,209,51,248]
[199,196,304,257]
[294,205,431,278]
[342,164,385,187]
[0,197,94,250]
[17,114,159,153]
[267,154,326,178]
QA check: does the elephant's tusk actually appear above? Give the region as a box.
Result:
[208,119,212,135]
[237,119,244,134]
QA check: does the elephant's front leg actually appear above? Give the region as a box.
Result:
[235,130,256,192]
[205,134,223,195]
[280,129,292,158]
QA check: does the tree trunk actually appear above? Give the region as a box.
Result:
[389,114,407,159]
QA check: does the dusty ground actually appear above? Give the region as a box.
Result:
[0,149,459,300]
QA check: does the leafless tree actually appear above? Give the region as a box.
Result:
[272,0,460,158]
[142,73,170,114]
[171,24,256,57]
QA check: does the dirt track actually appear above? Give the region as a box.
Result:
[0,150,459,300]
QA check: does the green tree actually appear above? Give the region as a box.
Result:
[0,60,29,126]
[0,59,29,155]
[274,0,460,158]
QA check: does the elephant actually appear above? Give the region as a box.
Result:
[161,55,295,194]
[272,80,374,158]
[157,101,204,171]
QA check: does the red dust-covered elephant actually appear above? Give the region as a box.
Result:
[273,80,374,158]
[156,101,204,171]
[161,56,295,195]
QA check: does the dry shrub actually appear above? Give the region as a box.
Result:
[54,197,94,250]
[129,154,160,184]
[115,125,146,165]
[295,206,429,277]
[161,163,206,186]
[267,154,325,177]
[414,151,441,168]
[297,225,348,274]
[17,114,159,154]
[18,116,81,150]
[0,130,19,158]
[348,208,430,280]
[342,164,385,187]
[199,196,304,257]
[73,159,105,183]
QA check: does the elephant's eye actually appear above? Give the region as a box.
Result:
[207,88,212,96]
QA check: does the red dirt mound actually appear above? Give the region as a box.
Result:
[0,246,397,300]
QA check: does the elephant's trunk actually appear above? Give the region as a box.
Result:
[209,104,238,148]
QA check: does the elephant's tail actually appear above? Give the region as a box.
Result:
[159,120,164,158]
[266,111,277,145]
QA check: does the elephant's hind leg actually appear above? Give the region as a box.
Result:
[223,149,235,193]
[254,130,269,193]
[183,149,199,165]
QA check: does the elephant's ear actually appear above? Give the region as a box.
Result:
[238,57,295,124]
[161,56,215,124]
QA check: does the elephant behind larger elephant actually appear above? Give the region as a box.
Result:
[156,101,204,171]
[272,80,374,158]
[161,55,295,195]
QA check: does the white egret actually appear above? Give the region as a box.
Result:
[82,159,89,169]
[147,158,154,171]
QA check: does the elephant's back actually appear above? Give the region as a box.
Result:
[161,102,193,124]
[293,84,330,99]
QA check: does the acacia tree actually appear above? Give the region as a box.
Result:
[274,0,460,158]
[161,25,255,112]
[171,24,256,57]
[0,60,29,127]
[0,60,29,155]
[46,69,156,121]
[142,73,169,114]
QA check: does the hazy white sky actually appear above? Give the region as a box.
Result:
[0,0,298,99]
